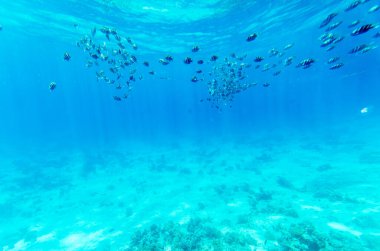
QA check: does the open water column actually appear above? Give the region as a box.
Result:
[0,0,380,250]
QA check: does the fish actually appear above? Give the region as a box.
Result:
[130,55,137,63]
[374,32,380,38]
[210,55,218,61]
[143,61,150,67]
[191,76,199,82]
[360,107,369,114]
[165,55,173,61]
[110,29,117,35]
[192,46,200,52]
[327,57,340,64]
[159,59,169,65]
[345,0,362,12]
[184,57,193,64]
[254,56,264,62]
[351,24,376,36]
[326,21,342,32]
[113,96,122,101]
[319,33,338,47]
[86,60,94,68]
[63,52,71,61]
[49,82,57,91]
[297,58,315,69]
[197,60,204,64]
[283,43,294,50]
[273,71,281,76]
[100,54,108,61]
[368,5,380,13]
[100,27,111,34]
[320,38,335,47]
[360,45,377,53]
[284,57,293,66]
[263,83,270,87]
[333,36,344,44]
[246,33,257,42]
[269,48,279,57]
[109,67,118,73]
[348,20,360,28]
[262,63,271,72]
[320,13,338,28]
[114,34,121,41]
[348,44,368,54]
[329,63,344,70]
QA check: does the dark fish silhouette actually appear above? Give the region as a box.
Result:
[49,82,57,91]
[246,33,257,42]
[351,24,376,36]
[184,57,193,64]
[263,83,270,87]
[349,44,367,54]
[345,1,361,12]
[254,56,264,62]
[63,52,71,61]
[192,46,200,52]
[320,13,338,28]
[210,55,218,61]
[165,55,173,61]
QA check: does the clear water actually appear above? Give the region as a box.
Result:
[0,0,380,250]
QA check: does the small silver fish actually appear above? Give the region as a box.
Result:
[284,43,294,50]
[326,21,342,32]
[327,57,340,64]
[348,20,360,28]
[369,5,380,13]
[329,63,344,70]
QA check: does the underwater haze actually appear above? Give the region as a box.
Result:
[1,0,380,250]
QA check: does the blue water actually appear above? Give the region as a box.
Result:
[1,0,380,250]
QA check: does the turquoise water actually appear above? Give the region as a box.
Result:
[1,0,380,250]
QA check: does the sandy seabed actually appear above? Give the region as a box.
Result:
[0,127,379,250]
